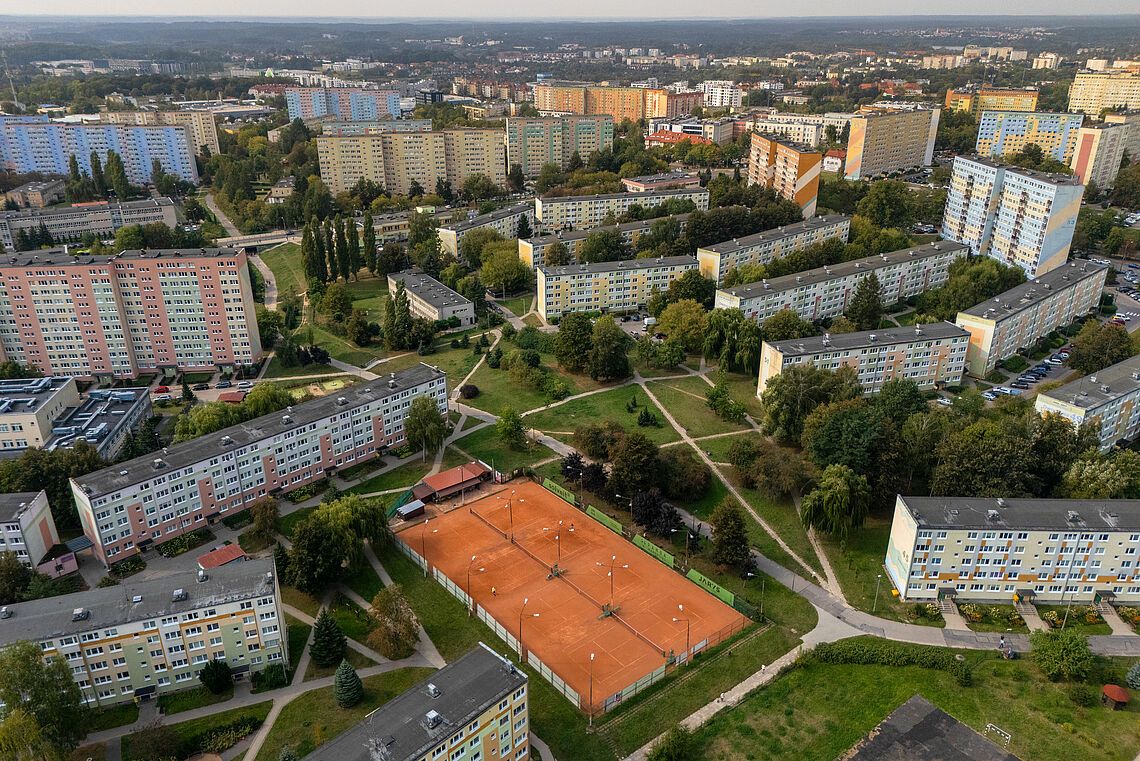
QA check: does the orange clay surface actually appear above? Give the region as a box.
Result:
[404,480,748,709]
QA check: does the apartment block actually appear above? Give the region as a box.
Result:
[438,203,536,257]
[715,241,966,323]
[843,108,939,180]
[0,376,80,450]
[315,118,433,137]
[945,87,1040,116]
[954,259,1107,377]
[71,365,447,566]
[1035,355,1140,452]
[102,111,221,155]
[520,214,692,269]
[739,111,852,148]
[1103,111,1140,161]
[532,83,700,122]
[0,557,287,706]
[537,256,697,321]
[699,80,744,109]
[696,214,851,284]
[1068,71,1140,114]
[885,495,1140,604]
[0,490,64,572]
[747,133,821,218]
[4,179,65,209]
[757,321,969,396]
[621,172,701,192]
[1071,123,1128,189]
[44,386,152,460]
[534,188,709,231]
[387,269,475,328]
[644,89,704,118]
[285,86,401,121]
[0,198,178,252]
[975,111,1084,163]
[0,119,198,185]
[941,156,1083,278]
[316,129,505,196]
[505,116,614,177]
[308,643,528,761]
[0,247,262,380]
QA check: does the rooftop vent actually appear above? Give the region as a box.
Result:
[425,709,443,729]
[131,595,143,604]
[119,469,128,476]
[986,509,1000,521]
[172,588,188,602]
[996,498,1007,508]
[152,458,165,470]
[71,608,89,622]
[869,333,877,342]
[197,569,208,583]
[914,325,923,336]
[1067,510,1082,523]
[335,397,347,406]
[1101,385,1111,393]
[282,414,293,424]
[0,606,10,619]
[427,683,442,698]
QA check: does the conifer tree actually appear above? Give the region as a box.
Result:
[334,658,363,708]
[362,211,378,274]
[309,610,347,667]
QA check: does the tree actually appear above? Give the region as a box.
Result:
[631,487,665,528]
[480,245,530,297]
[659,446,711,503]
[516,213,532,240]
[310,610,348,667]
[709,499,750,568]
[800,464,872,542]
[377,242,408,277]
[127,721,177,761]
[657,299,707,352]
[257,308,285,350]
[507,164,526,193]
[760,365,861,443]
[607,431,660,500]
[496,407,528,450]
[334,659,364,708]
[248,497,280,548]
[648,725,697,761]
[406,394,446,461]
[0,550,32,604]
[855,180,914,230]
[287,516,345,594]
[846,273,884,330]
[555,312,594,373]
[198,658,233,694]
[1030,629,1093,682]
[0,641,84,751]
[872,379,927,425]
[761,309,815,342]
[661,270,716,310]
[346,215,362,276]
[588,316,631,381]
[931,419,1038,498]
[1067,321,1136,375]
[367,585,420,660]
[459,227,503,268]
[89,151,105,196]
[362,211,378,274]
[579,229,628,263]
[544,240,571,266]
[0,707,60,761]
[461,173,501,201]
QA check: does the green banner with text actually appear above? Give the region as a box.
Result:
[542,478,577,506]
[686,569,736,606]
[633,535,675,568]
[586,505,624,535]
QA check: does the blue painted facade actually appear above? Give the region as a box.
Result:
[285,88,401,121]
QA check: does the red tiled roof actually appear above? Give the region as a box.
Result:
[197,544,247,570]
[218,391,247,404]
[421,461,491,493]
[1103,684,1130,703]
[825,149,847,158]
[645,130,714,146]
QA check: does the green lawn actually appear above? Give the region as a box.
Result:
[302,324,384,367]
[452,424,559,473]
[499,294,533,317]
[279,507,317,538]
[254,669,434,761]
[157,685,233,715]
[261,243,305,297]
[523,386,680,445]
[647,377,749,438]
[341,563,385,604]
[285,615,311,676]
[261,357,350,379]
[122,701,272,761]
[698,431,761,463]
[84,703,139,733]
[373,346,481,391]
[463,352,606,415]
[691,639,1140,761]
[329,594,377,645]
[818,515,943,627]
[346,448,469,496]
[734,479,824,578]
[523,314,544,328]
[1035,606,1113,636]
[280,584,321,618]
[718,371,765,421]
[304,645,376,681]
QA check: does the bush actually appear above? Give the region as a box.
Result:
[251,663,288,691]
[155,528,214,558]
[109,556,146,579]
[184,716,263,757]
[1127,662,1140,690]
[198,658,233,694]
[1030,629,1094,682]
[809,639,973,686]
[96,576,121,588]
[459,384,480,399]
[1068,683,1097,707]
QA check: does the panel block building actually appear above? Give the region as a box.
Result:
[1034,354,1140,452]
[843,108,939,180]
[71,365,448,566]
[954,260,1107,377]
[696,214,851,285]
[387,269,475,328]
[520,213,693,269]
[534,188,709,231]
[757,321,969,396]
[885,495,1140,604]
[505,116,614,177]
[975,111,1084,163]
[1068,71,1140,115]
[1070,123,1128,189]
[0,198,178,252]
[0,490,64,572]
[945,87,1040,116]
[746,133,822,219]
[438,203,536,258]
[0,557,286,706]
[285,86,402,121]
[102,111,221,155]
[537,256,697,321]
[941,157,1083,278]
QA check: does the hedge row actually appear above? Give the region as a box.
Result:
[808,639,972,686]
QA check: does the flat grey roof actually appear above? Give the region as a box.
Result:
[0,557,275,647]
[952,155,1085,187]
[7,179,64,192]
[0,376,72,414]
[899,495,1140,531]
[539,254,697,277]
[306,643,526,761]
[1036,353,1140,411]
[74,364,445,498]
[525,213,693,247]
[539,187,708,204]
[441,202,533,233]
[0,197,175,221]
[45,388,149,453]
[698,214,850,255]
[389,269,471,310]
[749,132,818,154]
[768,321,969,356]
[845,695,1020,761]
[0,491,44,523]
[958,260,1108,320]
[623,171,699,184]
[0,246,245,268]
[721,241,968,300]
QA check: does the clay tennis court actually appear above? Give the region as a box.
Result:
[405,480,748,712]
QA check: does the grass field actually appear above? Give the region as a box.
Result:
[122,701,272,761]
[734,480,824,578]
[280,584,321,619]
[261,243,305,297]
[691,638,1140,761]
[718,371,765,421]
[699,431,760,463]
[302,324,384,367]
[341,562,385,603]
[346,448,469,495]
[463,352,605,415]
[452,424,558,473]
[1035,606,1113,636]
[279,507,317,538]
[373,345,482,391]
[523,386,680,445]
[285,615,311,676]
[647,377,749,438]
[254,668,434,761]
[499,294,533,317]
[303,646,375,681]
[329,594,377,644]
[84,703,139,733]
[157,685,233,715]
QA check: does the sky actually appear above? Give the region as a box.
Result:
[14,1,1140,19]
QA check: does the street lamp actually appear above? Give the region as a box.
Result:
[588,652,596,728]
[519,597,539,660]
[420,519,438,577]
[498,490,523,542]
[673,604,690,658]
[745,571,765,621]
[872,573,883,614]
[543,521,564,574]
[466,555,484,616]
[597,555,629,613]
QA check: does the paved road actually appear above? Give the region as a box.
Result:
[203,192,241,237]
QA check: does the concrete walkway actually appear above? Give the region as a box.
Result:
[203,192,242,237]
[249,252,279,311]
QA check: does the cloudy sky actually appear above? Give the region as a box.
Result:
[16,1,1140,18]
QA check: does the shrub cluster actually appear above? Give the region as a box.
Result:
[809,640,972,687]
[181,715,263,757]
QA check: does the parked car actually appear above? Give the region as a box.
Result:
[982,391,998,401]
[1011,382,1030,390]
[936,397,953,407]
[192,383,209,391]
[237,381,254,390]
[216,380,233,389]
[154,386,170,394]
[155,394,172,401]
[1046,357,1064,365]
